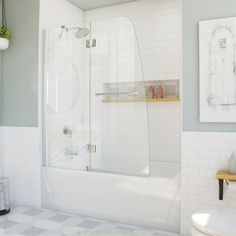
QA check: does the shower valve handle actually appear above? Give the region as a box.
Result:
[63,126,72,137]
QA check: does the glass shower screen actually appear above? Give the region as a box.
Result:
[90,17,150,176]
[44,22,91,171]
[44,17,150,176]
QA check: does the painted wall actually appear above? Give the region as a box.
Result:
[0,54,2,124]
[183,0,236,132]
[0,0,39,127]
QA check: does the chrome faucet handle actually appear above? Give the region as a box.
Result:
[63,126,72,137]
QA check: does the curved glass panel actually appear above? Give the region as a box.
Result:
[90,17,150,176]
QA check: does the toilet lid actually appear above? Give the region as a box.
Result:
[192,209,236,236]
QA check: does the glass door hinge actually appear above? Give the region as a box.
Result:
[86,39,96,48]
[86,40,91,48]
[87,144,96,153]
[92,39,96,47]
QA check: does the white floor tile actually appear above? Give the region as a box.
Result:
[0,206,179,236]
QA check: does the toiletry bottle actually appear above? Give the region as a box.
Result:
[229,152,236,174]
[157,82,164,99]
[146,86,154,99]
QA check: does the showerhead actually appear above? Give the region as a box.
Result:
[75,27,90,39]
[61,26,90,39]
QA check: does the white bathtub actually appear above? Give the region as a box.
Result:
[42,167,180,233]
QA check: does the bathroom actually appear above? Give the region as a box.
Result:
[0,0,236,235]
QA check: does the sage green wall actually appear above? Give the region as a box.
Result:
[0,0,39,127]
[0,54,2,124]
[183,0,236,132]
[2,0,236,129]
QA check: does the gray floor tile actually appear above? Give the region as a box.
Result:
[49,214,70,223]
[116,225,137,232]
[33,212,57,221]
[24,209,44,217]
[3,223,32,234]
[21,226,46,235]
[39,228,62,236]
[0,220,17,229]
[78,219,101,229]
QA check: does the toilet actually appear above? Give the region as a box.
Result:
[192,208,236,236]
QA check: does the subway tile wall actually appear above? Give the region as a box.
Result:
[86,0,182,175]
[0,127,41,208]
[85,0,181,82]
[39,0,84,29]
[181,131,236,235]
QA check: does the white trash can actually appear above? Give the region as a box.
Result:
[0,178,10,215]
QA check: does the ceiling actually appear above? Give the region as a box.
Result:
[68,0,139,10]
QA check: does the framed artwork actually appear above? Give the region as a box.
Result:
[199,17,236,122]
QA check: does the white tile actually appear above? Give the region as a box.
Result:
[0,127,41,208]
[181,131,236,235]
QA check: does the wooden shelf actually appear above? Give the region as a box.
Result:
[216,170,236,181]
[102,98,180,103]
[216,170,236,200]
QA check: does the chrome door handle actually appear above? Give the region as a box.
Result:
[95,92,139,96]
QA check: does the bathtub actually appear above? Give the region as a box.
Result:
[42,166,180,233]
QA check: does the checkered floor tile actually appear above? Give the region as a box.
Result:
[0,206,179,236]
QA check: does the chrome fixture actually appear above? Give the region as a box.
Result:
[86,39,97,48]
[95,91,139,96]
[59,25,90,39]
[74,27,90,38]
[63,126,72,137]
[87,144,96,153]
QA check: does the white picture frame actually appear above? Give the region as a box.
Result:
[199,17,236,123]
